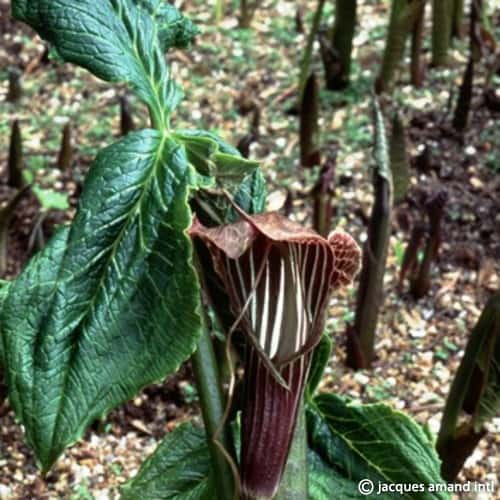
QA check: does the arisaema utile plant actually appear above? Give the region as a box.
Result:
[1,1,452,498]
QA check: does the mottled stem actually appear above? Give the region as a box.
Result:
[431,0,453,66]
[410,0,426,87]
[376,0,426,93]
[300,73,320,168]
[298,0,326,100]
[327,0,357,90]
[347,100,392,369]
[57,123,73,170]
[191,307,236,500]
[7,120,24,189]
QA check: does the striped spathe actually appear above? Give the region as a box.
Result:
[191,211,361,499]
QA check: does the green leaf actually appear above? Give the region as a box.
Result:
[186,131,266,225]
[136,0,199,50]
[11,0,183,125]
[121,423,215,500]
[1,227,70,369]
[176,130,242,157]
[475,332,499,429]
[175,130,259,184]
[0,280,11,365]
[32,186,69,211]
[1,131,202,470]
[211,152,259,183]
[192,167,266,227]
[232,168,267,216]
[308,450,370,500]
[471,294,500,431]
[174,132,219,177]
[0,281,10,303]
[307,334,333,398]
[307,394,449,500]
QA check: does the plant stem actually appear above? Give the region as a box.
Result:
[298,0,326,100]
[328,0,357,90]
[452,57,474,131]
[215,0,224,25]
[8,120,24,189]
[399,222,425,288]
[192,308,236,500]
[389,111,410,203]
[451,0,464,38]
[376,0,425,93]
[239,0,256,28]
[120,95,135,136]
[410,0,426,87]
[312,159,336,237]
[148,106,163,131]
[300,72,320,168]
[347,99,392,369]
[57,123,73,170]
[431,0,452,66]
[6,67,22,102]
[470,0,483,61]
[0,187,30,274]
[410,190,447,299]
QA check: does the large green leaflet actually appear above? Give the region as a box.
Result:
[6,0,262,472]
[472,295,500,431]
[307,394,449,500]
[2,132,202,470]
[0,280,11,364]
[475,333,499,429]
[308,450,371,500]
[121,423,215,500]
[12,0,193,126]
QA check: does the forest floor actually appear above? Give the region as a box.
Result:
[0,0,499,498]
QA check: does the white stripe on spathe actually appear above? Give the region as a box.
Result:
[259,260,270,353]
[307,244,320,323]
[249,248,257,330]
[269,256,285,358]
[301,244,312,325]
[226,239,337,362]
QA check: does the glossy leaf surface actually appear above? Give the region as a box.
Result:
[12,0,186,123]
[121,423,215,500]
[7,0,267,476]
[308,450,370,500]
[1,131,201,470]
[473,295,500,430]
[0,280,11,364]
[307,334,333,397]
[136,0,198,50]
[307,394,449,500]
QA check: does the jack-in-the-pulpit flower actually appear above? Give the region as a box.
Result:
[191,211,361,499]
